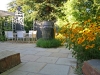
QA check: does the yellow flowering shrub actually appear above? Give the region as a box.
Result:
[60,19,100,62]
[55,33,66,45]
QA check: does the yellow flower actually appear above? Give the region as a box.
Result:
[55,33,66,45]
[77,37,85,44]
[82,44,85,47]
[89,23,96,28]
[84,21,87,24]
[85,44,95,50]
[96,27,100,32]
[85,45,89,49]
[72,29,78,34]
[87,19,91,22]
[82,28,90,35]
[89,44,95,48]
[99,47,100,50]
[71,38,76,42]
[70,34,74,39]
[86,36,95,42]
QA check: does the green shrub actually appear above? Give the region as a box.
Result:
[0,35,5,41]
[36,38,61,48]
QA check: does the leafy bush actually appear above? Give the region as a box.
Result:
[36,38,61,48]
[0,35,6,41]
[60,19,100,74]
[60,19,100,62]
[55,33,66,45]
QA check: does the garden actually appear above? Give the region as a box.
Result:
[0,0,100,74]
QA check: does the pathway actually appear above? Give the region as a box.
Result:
[0,42,77,75]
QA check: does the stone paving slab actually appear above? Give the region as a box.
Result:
[21,55,40,62]
[39,64,70,75]
[22,50,38,55]
[0,71,9,75]
[21,59,29,63]
[36,56,58,64]
[17,62,46,73]
[20,54,26,58]
[46,49,60,52]
[35,52,52,56]
[56,46,66,50]
[0,63,26,75]
[13,50,26,53]
[22,47,35,50]
[68,66,77,75]
[8,70,28,75]
[68,53,74,58]
[0,42,77,75]
[59,49,72,54]
[27,73,50,75]
[34,47,47,51]
[50,53,68,58]
[56,58,77,66]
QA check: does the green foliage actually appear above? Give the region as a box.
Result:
[36,38,61,48]
[25,0,66,21]
[0,35,5,41]
[0,17,13,39]
[56,0,100,27]
[60,20,100,74]
[4,21,12,31]
[75,62,83,75]
[8,0,35,31]
[8,0,66,21]
[56,0,79,26]
[60,20,100,63]
[55,33,66,45]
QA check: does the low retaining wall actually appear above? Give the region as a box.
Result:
[82,59,100,75]
[0,50,21,73]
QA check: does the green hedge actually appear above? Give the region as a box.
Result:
[36,38,61,48]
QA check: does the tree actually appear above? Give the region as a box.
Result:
[56,0,100,26]
[8,0,66,21]
[24,0,66,21]
[8,0,67,31]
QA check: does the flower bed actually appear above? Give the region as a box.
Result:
[59,18,100,74]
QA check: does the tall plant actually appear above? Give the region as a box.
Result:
[59,18,100,75]
[8,0,67,31]
[24,0,66,21]
[56,0,100,27]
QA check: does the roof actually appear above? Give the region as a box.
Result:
[0,10,15,17]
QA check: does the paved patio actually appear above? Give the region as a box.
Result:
[0,42,77,75]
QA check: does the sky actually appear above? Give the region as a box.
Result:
[0,0,13,11]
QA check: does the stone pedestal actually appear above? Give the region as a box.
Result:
[0,51,21,73]
[82,59,100,75]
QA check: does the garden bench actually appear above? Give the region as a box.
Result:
[0,50,21,73]
[82,59,100,75]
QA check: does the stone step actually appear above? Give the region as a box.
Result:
[0,50,21,73]
[82,59,100,75]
